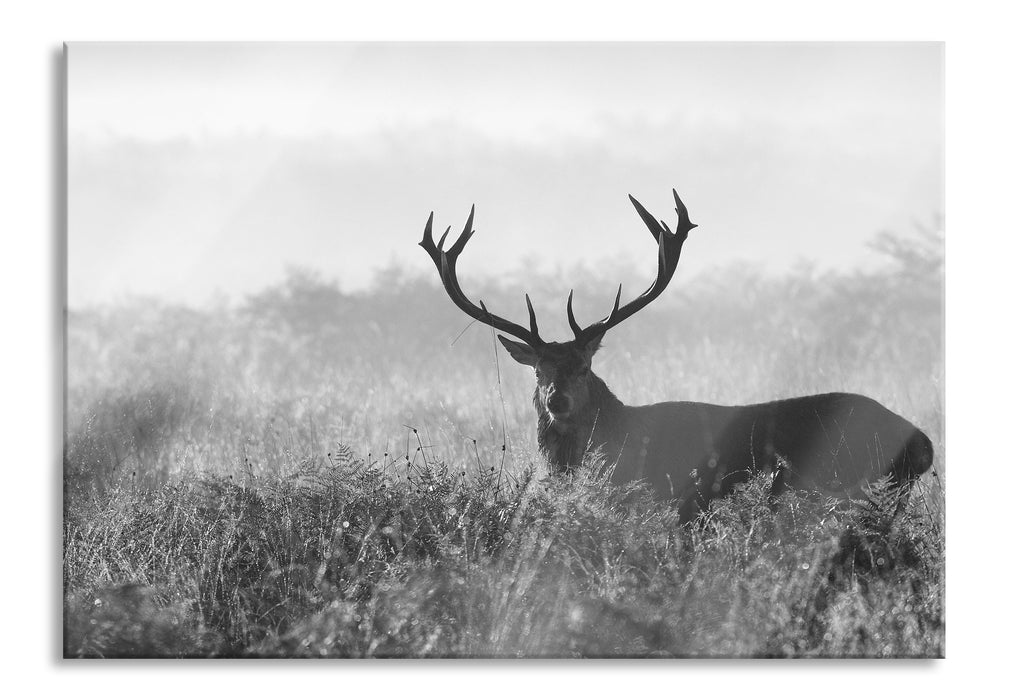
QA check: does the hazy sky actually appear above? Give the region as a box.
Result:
[68,43,942,307]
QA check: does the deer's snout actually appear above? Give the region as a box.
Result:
[546,392,572,415]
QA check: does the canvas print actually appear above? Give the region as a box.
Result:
[63,43,944,658]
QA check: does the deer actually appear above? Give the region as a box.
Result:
[420,189,934,522]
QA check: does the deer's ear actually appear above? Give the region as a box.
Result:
[581,333,604,359]
[498,335,538,367]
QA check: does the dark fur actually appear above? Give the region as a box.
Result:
[535,373,933,522]
[535,373,624,472]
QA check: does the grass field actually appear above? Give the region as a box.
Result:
[63,227,944,657]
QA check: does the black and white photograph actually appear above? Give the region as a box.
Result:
[62,42,943,659]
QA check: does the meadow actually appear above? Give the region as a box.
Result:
[63,226,943,657]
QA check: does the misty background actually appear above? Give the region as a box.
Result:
[68,43,942,311]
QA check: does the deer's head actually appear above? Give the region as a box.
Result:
[420,189,697,425]
[496,335,603,424]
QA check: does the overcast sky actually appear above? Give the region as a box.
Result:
[68,43,942,307]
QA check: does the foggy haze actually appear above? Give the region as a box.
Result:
[68,43,943,307]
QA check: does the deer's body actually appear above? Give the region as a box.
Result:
[536,374,932,520]
[422,188,933,519]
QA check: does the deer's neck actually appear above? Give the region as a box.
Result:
[535,373,624,473]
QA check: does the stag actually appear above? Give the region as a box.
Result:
[420,190,933,521]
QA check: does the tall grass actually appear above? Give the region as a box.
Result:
[64,453,942,658]
[63,227,943,657]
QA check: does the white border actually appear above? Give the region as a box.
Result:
[4,0,1006,696]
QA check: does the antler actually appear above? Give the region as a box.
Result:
[420,205,544,347]
[567,188,697,344]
